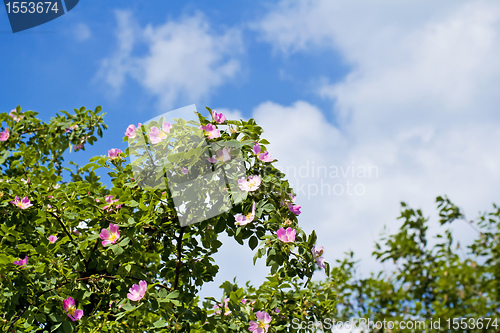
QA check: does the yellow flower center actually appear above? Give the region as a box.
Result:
[67,305,76,316]
[246,212,253,220]
[109,232,119,242]
[258,321,267,329]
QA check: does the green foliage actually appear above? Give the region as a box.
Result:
[0,106,327,332]
[333,197,500,332]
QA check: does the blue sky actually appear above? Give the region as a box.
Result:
[3,0,500,301]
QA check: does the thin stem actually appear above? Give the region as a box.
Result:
[173,226,186,290]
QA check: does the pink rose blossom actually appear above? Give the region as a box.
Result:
[249,311,271,333]
[100,223,120,246]
[10,196,33,209]
[48,235,58,244]
[102,195,120,211]
[13,256,28,266]
[312,245,325,269]
[234,202,256,226]
[238,175,261,192]
[252,143,274,162]
[162,121,172,133]
[0,129,9,142]
[127,280,147,301]
[63,297,84,321]
[213,298,231,315]
[108,148,123,160]
[277,227,296,243]
[125,124,137,138]
[148,126,167,144]
[212,110,226,123]
[200,123,220,139]
[207,147,231,163]
[287,203,301,215]
[9,110,23,122]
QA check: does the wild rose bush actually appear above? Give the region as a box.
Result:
[0,106,335,332]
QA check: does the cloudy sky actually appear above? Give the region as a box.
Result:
[2,0,500,301]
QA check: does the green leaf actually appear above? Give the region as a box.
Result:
[249,236,258,250]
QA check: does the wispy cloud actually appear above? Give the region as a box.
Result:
[99,11,243,110]
[250,0,500,272]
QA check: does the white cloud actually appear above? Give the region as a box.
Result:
[99,11,243,109]
[250,0,500,275]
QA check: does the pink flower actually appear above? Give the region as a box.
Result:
[10,196,33,209]
[162,121,172,133]
[181,167,189,174]
[48,235,58,244]
[125,124,137,138]
[249,311,271,333]
[148,126,167,144]
[252,143,274,162]
[213,298,231,315]
[212,110,226,123]
[207,147,231,163]
[238,175,261,192]
[100,223,120,246]
[287,203,301,215]
[125,123,143,139]
[200,123,220,139]
[108,148,123,160]
[13,256,28,266]
[102,195,120,211]
[234,202,256,226]
[312,245,325,269]
[277,227,296,243]
[73,230,82,236]
[63,297,83,321]
[315,256,325,269]
[9,110,23,122]
[275,308,280,313]
[73,143,84,151]
[0,129,9,142]
[127,280,147,301]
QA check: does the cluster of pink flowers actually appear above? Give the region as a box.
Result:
[10,196,33,209]
[238,175,261,192]
[125,123,143,139]
[249,311,271,333]
[108,148,123,160]
[0,129,9,142]
[9,109,23,122]
[252,143,274,162]
[277,227,296,243]
[234,202,256,226]
[312,245,325,269]
[207,147,231,163]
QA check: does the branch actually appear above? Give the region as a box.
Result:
[6,306,28,333]
[173,226,186,290]
[47,210,86,262]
